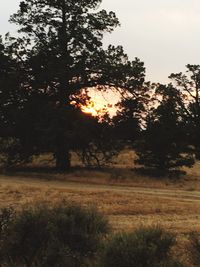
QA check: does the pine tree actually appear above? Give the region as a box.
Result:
[170,65,200,159]
[0,0,146,170]
[135,84,195,175]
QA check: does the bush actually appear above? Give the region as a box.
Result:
[189,232,200,266]
[101,226,184,267]
[0,207,15,264]
[0,203,109,267]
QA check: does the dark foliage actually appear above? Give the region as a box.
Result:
[101,227,184,267]
[169,65,200,160]
[0,204,109,267]
[0,0,147,171]
[112,63,150,143]
[135,84,195,174]
[1,1,200,176]
[188,232,200,266]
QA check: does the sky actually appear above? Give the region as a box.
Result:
[1,0,200,83]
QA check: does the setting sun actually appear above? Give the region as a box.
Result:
[81,99,109,116]
[81,101,99,116]
[80,89,120,117]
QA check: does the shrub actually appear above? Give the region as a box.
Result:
[0,207,15,264]
[0,203,109,267]
[101,226,184,267]
[189,232,200,266]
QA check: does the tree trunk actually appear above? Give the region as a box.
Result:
[55,149,71,171]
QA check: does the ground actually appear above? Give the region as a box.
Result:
[1,171,200,234]
[1,150,200,266]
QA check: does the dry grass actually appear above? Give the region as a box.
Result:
[1,150,200,266]
[1,171,200,234]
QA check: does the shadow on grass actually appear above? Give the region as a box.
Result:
[134,167,186,180]
[0,164,187,184]
[0,164,130,182]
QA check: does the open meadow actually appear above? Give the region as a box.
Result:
[1,150,200,265]
[1,150,200,233]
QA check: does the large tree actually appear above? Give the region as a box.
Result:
[0,0,146,170]
[0,36,30,167]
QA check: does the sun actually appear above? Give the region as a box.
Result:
[72,88,121,117]
[81,100,104,116]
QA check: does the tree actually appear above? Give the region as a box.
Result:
[0,37,20,137]
[0,0,147,170]
[169,65,200,159]
[135,84,195,174]
[0,36,29,167]
[112,77,150,143]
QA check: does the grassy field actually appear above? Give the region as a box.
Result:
[1,150,200,265]
[1,171,200,229]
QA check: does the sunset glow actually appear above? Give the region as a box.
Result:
[81,100,109,117]
[81,101,100,116]
[80,89,121,117]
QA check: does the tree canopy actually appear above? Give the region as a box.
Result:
[0,1,199,175]
[0,0,147,170]
[135,84,195,174]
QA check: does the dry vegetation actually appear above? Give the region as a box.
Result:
[1,150,200,266]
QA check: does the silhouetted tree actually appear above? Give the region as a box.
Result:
[1,0,146,170]
[0,36,30,167]
[169,64,200,159]
[112,76,150,142]
[0,0,147,170]
[0,37,20,137]
[135,84,195,174]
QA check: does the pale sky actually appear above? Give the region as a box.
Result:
[1,0,200,83]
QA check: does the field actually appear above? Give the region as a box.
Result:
[1,150,200,265]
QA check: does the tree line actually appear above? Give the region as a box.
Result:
[0,0,200,175]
